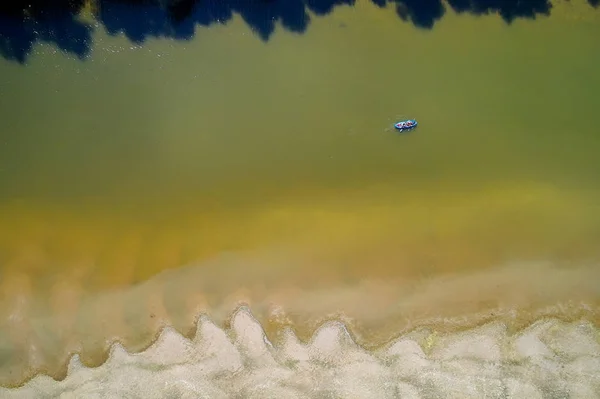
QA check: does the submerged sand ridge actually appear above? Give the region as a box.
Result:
[1,180,599,293]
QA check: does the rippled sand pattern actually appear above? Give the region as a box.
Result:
[3,308,600,398]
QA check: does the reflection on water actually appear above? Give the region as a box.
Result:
[1,0,600,393]
[0,0,583,64]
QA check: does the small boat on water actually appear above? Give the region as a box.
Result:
[394,119,418,132]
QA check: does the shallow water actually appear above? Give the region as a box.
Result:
[0,0,600,394]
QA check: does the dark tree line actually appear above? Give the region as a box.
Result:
[1,0,597,64]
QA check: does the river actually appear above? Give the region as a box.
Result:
[1,0,599,396]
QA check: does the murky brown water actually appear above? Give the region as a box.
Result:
[1,0,600,395]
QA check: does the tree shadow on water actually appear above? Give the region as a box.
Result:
[377,0,446,29]
[377,0,555,29]
[98,0,355,43]
[446,0,553,22]
[0,0,92,64]
[0,0,598,64]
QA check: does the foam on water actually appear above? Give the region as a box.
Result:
[2,307,599,399]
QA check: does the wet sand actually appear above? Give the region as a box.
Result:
[3,308,600,398]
